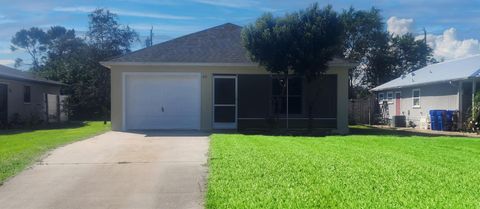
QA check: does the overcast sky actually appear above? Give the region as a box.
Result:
[1,0,480,67]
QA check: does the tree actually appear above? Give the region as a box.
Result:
[242,3,344,130]
[11,9,138,121]
[390,33,434,76]
[360,33,435,88]
[361,32,396,88]
[87,9,138,54]
[340,7,435,93]
[86,9,138,123]
[340,7,385,97]
[10,27,48,69]
[242,13,295,128]
[340,7,384,61]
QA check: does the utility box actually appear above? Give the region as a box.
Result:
[391,115,406,127]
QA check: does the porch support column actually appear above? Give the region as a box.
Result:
[473,79,476,118]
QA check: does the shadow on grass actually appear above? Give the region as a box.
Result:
[349,125,473,138]
[0,121,89,136]
[236,129,332,137]
[233,126,474,138]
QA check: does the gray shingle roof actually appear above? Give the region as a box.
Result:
[371,54,480,91]
[109,23,253,64]
[0,65,64,85]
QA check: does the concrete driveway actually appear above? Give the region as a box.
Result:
[0,131,209,209]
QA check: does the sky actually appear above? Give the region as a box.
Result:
[1,0,480,67]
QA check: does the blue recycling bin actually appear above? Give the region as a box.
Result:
[429,110,437,130]
[436,110,445,131]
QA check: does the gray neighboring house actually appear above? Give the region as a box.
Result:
[101,23,354,133]
[371,54,480,129]
[0,64,65,126]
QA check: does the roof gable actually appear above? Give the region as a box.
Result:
[372,54,480,91]
[109,23,253,64]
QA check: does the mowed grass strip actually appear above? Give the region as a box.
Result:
[207,129,480,208]
[0,121,110,183]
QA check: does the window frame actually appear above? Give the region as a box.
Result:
[271,77,303,115]
[387,91,394,104]
[412,89,421,108]
[23,86,31,104]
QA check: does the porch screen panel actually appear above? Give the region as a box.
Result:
[237,75,271,129]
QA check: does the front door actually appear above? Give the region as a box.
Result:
[0,84,7,126]
[395,92,401,116]
[213,75,237,129]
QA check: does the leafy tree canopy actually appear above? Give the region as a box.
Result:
[242,3,343,80]
[339,7,435,92]
[11,9,139,120]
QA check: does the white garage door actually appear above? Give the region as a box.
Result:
[124,73,201,130]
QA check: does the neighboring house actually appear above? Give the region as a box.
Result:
[371,54,480,128]
[0,64,65,125]
[101,23,353,134]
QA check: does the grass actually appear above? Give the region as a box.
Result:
[0,121,110,183]
[207,127,480,208]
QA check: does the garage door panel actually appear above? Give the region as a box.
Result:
[124,73,201,130]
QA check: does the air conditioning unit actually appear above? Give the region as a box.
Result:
[391,115,406,128]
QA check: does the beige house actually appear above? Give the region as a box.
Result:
[102,23,352,134]
[0,65,64,126]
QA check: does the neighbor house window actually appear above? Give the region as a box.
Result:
[272,77,303,114]
[24,86,31,103]
[378,93,384,103]
[387,92,393,103]
[412,89,420,107]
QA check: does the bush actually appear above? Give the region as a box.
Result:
[464,92,480,133]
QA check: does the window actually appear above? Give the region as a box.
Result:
[272,77,303,114]
[378,93,384,103]
[23,86,31,103]
[387,92,393,103]
[412,89,420,107]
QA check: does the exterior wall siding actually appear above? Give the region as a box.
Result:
[0,77,61,123]
[109,64,350,134]
[377,81,460,126]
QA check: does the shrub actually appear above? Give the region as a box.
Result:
[464,92,480,133]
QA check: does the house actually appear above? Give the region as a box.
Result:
[371,54,480,128]
[101,23,353,133]
[0,64,65,126]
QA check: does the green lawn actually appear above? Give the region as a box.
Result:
[0,121,110,183]
[207,127,480,208]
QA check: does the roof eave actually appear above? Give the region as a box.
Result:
[0,74,66,86]
[100,61,259,68]
[100,60,356,69]
[370,77,471,92]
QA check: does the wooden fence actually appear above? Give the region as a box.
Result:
[348,95,377,125]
